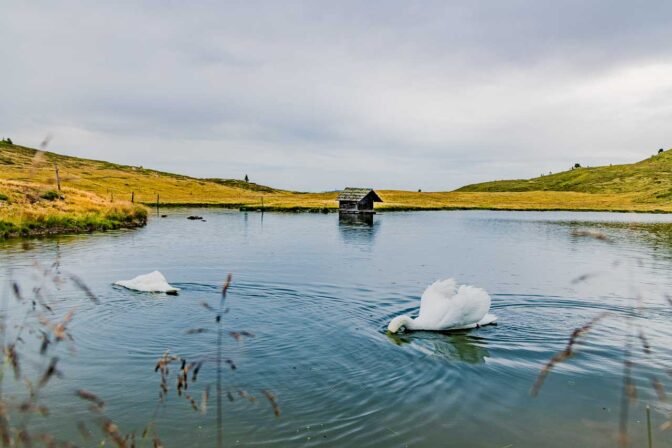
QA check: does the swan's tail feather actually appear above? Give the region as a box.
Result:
[477,313,497,327]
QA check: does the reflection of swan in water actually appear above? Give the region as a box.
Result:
[386,332,490,364]
[388,279,497,333]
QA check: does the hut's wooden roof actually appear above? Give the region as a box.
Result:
[338,188,383,202]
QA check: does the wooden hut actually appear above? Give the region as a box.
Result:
[338,188,383,214]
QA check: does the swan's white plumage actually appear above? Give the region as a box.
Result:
[114,271,179,293]
[388,279,497,333]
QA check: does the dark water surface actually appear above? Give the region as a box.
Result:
[2,210,672,447]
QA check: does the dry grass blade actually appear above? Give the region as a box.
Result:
[651,376,667,402]
[102,418,126,448]
[53,310,75,342]
[619,353,634,447]
[238,390,256,403]
[571,229,610,241]
[76,421,91,441]
[5,344,21,379]
[200,302,215,312]
[200,386,209,415]
[11,282,23,301]
[39,331,51,355]
[261,390,280,417]
[638,329,651,355]
[18,402,49,417]
[571,272,599,284]
[68,275,99,304]
[38,357,61,388]
[229,331,255,341]
[222,274,232,299]
[228,331,241,341]
[531,312,609,396]
[75,389,105,408]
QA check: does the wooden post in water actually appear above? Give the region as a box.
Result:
[261,196,264,212]
[156,194,160,215]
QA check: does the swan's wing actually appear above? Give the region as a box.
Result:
[416,279,457,325]
[436,285,491,329]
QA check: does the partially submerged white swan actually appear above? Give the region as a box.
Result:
[114,271,179,294]
[388,279,497,333]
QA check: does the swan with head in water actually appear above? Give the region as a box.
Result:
[388,279,497,333]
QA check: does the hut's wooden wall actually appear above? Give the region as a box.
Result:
[358,196,374,212]
[339,197,374,213]
[339,200,359,212]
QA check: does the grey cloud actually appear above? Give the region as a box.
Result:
[2,1,672,190]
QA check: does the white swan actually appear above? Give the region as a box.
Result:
[114,271,179,294]
[388,279,497,333]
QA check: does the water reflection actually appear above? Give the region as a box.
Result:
[386,331,490,365]
[338,213,379,245]
[559,220,672,261]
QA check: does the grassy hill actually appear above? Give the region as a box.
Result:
[457,150,672,202]
[0,178,147,238]
[0,141,337,210]
[2,141,672,221]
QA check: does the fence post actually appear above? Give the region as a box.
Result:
[53,163,61,193]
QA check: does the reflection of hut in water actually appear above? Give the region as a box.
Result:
[339,213,373,226]
[338,188,383,214]
[338,213,379,245]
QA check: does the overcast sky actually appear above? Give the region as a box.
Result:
[2,1,671,191]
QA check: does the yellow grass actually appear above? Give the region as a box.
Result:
[0,178,147,238]
[375,190,672,212]
[1,142,671,218]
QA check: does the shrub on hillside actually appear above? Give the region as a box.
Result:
[40,190,60,201]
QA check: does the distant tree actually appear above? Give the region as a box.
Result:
[659,148,664,154]
[574,163,581,169]
[244,174,249,182]
[418,189,422,192]
[1,138,12,145]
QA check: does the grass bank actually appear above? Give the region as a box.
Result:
[0,179,147,238]
[2,141,672,215]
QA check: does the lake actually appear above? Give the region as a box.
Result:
[2,209,672,447]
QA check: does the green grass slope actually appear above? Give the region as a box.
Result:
[457,149,672,203]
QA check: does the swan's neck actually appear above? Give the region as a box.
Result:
[388,315,415,333]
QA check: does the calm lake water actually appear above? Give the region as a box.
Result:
[2,209,672,447]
